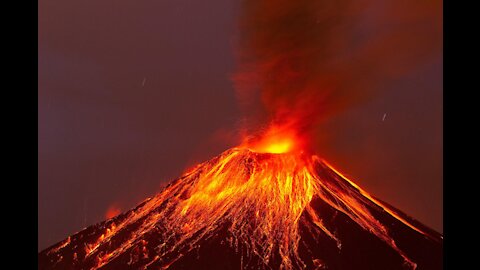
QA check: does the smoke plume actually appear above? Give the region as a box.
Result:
[233,0,442,147]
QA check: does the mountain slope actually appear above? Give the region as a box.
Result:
[39,148,442,270]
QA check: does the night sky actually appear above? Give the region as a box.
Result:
[39,0,442,251]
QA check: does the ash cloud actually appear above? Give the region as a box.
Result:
[233,0,442,145]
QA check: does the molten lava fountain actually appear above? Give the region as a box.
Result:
[39,134,442,270]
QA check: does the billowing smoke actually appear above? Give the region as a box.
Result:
[233,0,442,148]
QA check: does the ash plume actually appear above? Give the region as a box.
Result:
[233,0,442,145]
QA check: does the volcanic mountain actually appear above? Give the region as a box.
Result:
[39,147,443,270]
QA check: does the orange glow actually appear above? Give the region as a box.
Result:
[244,124,301,154]
[254,136,294,154]
[105,204,121,220]
[85,222,117,258]
[67,147,436,269]
[321,159,426,236]
[46,236,70,256]
[43,130,439,269]
[40,0,443,268]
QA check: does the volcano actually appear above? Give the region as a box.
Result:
[39,147,442,270]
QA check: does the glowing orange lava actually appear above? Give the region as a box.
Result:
[255,136,294,153]
[42,123,441,270]
[63,145,436,269]
[245,125,301,154]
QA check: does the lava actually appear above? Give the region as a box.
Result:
[39,0,442,268]
[40,145,441,269]
[243,124,302,154]
[258,138,293,154]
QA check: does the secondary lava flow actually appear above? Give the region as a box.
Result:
[39,129,442,270]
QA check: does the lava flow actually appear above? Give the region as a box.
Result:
[39,131,442,270]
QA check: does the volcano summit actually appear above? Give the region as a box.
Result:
[39,147,442,270]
